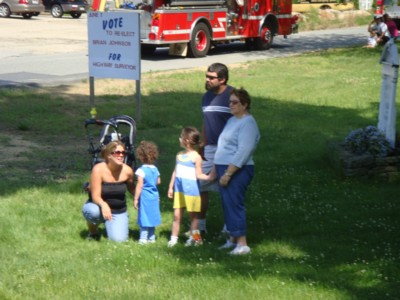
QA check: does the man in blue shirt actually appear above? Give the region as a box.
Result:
[199,63,233,234]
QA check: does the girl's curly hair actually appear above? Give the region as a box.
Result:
[136,140,159,164]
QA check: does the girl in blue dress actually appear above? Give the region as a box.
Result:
[167,127,215,247]
[134,141,161,244]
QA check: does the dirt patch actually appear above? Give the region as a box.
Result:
[0,128,89,185]
[0,133,40,163]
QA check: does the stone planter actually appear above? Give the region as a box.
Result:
[328,142,400,182]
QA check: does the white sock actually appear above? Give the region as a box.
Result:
[170,236,178,243]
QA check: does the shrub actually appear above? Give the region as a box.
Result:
[343,125,393,157]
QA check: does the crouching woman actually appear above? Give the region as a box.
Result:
[82,141,135,242]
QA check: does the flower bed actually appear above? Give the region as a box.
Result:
[329,144,400,181]
[328,126,400,182]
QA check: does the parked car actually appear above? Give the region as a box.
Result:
[0,0,44,18]
[42,0,88,18]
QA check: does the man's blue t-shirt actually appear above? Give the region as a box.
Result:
[202,85,233,145]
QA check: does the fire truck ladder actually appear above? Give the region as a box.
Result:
[170,0,226,6]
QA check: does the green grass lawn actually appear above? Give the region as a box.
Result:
[0,46,399,299]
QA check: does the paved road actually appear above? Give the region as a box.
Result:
[0,13,367,86]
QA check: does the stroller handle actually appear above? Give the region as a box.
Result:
[84,119,118,129]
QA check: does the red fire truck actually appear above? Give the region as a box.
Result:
[127,0,298,57]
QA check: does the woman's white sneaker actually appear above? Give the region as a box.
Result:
[229,245,251,255]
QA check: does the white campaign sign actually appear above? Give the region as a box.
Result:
[88,11,140,80]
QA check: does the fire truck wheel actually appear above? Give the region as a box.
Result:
[188,23,211,58]
[254,24,273,50]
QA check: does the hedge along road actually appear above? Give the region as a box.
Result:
[0,13,367,87]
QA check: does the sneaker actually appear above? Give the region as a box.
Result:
[229,245,251,255]
[87,233,100,241]
[218,240,236,250]
[185,237,203,247]
[138,239,148,245]
[185,238,194,247]
[168,240,178,247]
[194,239,203,246]
[148,239,156,244]
[186,229,206,237]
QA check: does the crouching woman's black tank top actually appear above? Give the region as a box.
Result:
[101,182,127,214]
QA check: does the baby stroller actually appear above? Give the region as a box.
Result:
[85,114,137,169]
[83,115,137,190]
